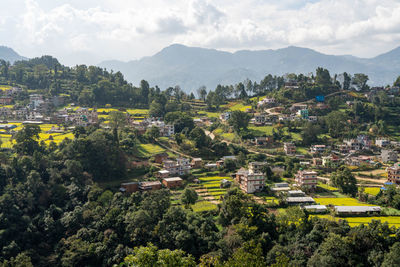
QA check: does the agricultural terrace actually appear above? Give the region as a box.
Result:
[0,123,75,148]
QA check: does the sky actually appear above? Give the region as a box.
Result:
[1,0,400,66]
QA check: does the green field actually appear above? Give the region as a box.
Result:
[228,102,252,111]
[198,176,233,200]
[249,126,275,136]
[136,143,166,157]
[314,197,375,206]
[318,183,339,191]
[315,214,400,228]
[191,201,218,212]
[362,187,381,196]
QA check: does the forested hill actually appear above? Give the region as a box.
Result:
[0,46,26,63]
[99,44,400,92]
[0,55,152,108]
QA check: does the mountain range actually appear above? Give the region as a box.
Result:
[0,46,26,63]
[1,44,400,91]
[99,44,400,92]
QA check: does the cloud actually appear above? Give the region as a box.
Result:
[1,0,400,64]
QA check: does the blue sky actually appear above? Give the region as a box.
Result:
[1,0,399,65]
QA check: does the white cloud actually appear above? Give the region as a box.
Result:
[0,0,400,64]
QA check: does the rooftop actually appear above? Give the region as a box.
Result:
[334,206,381,213]
[286,197,315,203]
[163,177,183,182]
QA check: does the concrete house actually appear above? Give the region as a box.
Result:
[381,150,398,163]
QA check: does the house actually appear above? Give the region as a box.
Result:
[162,177,183,189]
[334,206,381,216]
[253,113,267,125]
[310,145,327,154]
[381,150,398,163]
[220,179,232,188]
[284,142,296,155]
[303,205,328,213]
[295,170,318,189]
[287,190,306,197]
[139,181,162,191]
[322,155,342,168]
[286,197,315,205]
[257,97,276,107]
[0,96,12,105]
[387,162,400,184]
[312,158,323,166]
[120,182,139,193]
[219,112,231,121]
[205,163,218,170]
[154,153,169,164]
[253,136,273,146]
[343,139,362,151]
[162,158,191,176]
[297,109,309,120]
[248,162,268,174]
[156,170,170,178]
[271,182,291,192]
[235,168,265,194]
[191,158,203,168]
[335,144,350,154]
[133,118,174,137]
[375,139,390,148]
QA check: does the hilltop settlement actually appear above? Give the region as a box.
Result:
[2,57,400,266]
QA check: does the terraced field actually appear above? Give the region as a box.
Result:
[314,197,375,206]
[136,143,166,157]
[315,214,400,228]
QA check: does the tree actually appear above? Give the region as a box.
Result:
[122,244,196,267]
[145,126,160,142]
[325,111,348,138]
[382,242,400,267]
[14,125,42,155]
[330,167,357,196]
[181,188,198,207]
[352,73,369,91]
[308,233,354,267]
[228,110,252,132]
[343,72,351,90]
[189,127,209,148]
[301,122,321,146]
[109,111,126,131]
[394,76,400,87]
[315,67,332,88]
[197,86,207,101]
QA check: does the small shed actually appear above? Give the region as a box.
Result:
[286,197,315,206]
[334,206,381,216]
[288,190,306,197]
[120,182,139,193]
[139,181,162,191]
[162,177,183,189]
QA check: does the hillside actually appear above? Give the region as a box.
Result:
[0,46,26,63]
[99,44,400,91]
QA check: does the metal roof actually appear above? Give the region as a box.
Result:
[163,177,183,182]
[286,197,315,203]
[304,205,327,210]
[334,206,381,213]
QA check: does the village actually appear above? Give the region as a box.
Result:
[1,79,400,225]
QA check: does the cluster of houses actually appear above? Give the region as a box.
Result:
[0,93,67,122]
[120,177,184,193]
[132,118,175,137]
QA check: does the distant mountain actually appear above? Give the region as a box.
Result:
[0,46,26,63]
[99,44,400,92]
